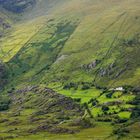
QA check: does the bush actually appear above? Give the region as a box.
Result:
[63,82,78,90]
[81,85,90,90]
[102,105,109,112]
[113,116,128,124]
[131,94,140,119]
[113,127,130,137]
[73,98,81,102]
[80,118,95,128]
[131,106,140,119]
[81,82,91,90]
[106,91,114,98]
[88,98,98,106]
[122,85,133,93]
[0,95,11,111]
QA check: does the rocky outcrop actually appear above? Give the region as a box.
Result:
[99,63,116,77]
[11,86,83,115]
[7,86,85,134]
[82,59,101,71]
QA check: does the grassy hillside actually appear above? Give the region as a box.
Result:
[0,0,140,139]
[1,0,139,88]
[0,8,11,37]
[0,86,87,139]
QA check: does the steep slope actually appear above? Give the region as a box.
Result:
[0,86,87,139]
[0,0,38,39]
[1,0,139,88]
[44,0,140,88]
[0,0,140,140]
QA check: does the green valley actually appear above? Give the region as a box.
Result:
[0,0,140,140]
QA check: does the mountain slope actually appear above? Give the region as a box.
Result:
[0,86,90,139]
[1,0,139,88]
[0,0,36,13]
[0,0,140,140]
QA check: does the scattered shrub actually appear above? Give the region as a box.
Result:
[106,91,114,98]
[113,116,128,124]
[88,98,98,106]
[113,127,130,137]
[80,118,95,128]
[122,85,133,93]
[73,98,81,102]
[81,84,90,90]
[63,82,78,90]
[131,106,140,119]
[102,105,109,112]
[0,95,11,111]
[131,94,140,119]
